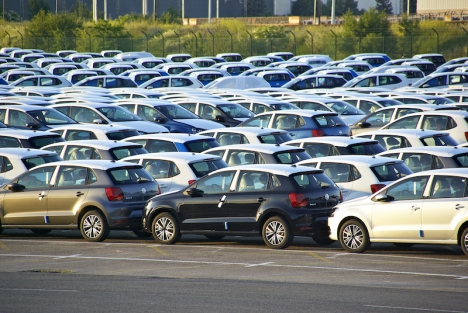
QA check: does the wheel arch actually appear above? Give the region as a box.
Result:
[257,209,291,236]
[337,216,369,238]
[147,206,179,228]
[456,220,468,245]
[77,205,107,227]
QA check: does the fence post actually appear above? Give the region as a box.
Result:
[30,31,38,49]
[207,30,215,56]
[69,30,76,50]
[306,30,313,54]
[226,30,233,52]
[330,29,337,60]
[286,30,296,55]
[382,33,385,54]
[142,30,149,52]
[462,27,468,56]
[16,30,23,49]
[246,30,253,56]
[4,30,10,46]
[265,30,272,53]
[189,30,198,57]
[126,31,133,51]
[43,31,50,52]
[358,31,361,53]
[59,31,66,50]
[85,30,91,52]
[157,31,165,56]
[97,30,105,50]
[432,28,439,54]
[173,31,181,53]
[404,28,413,57]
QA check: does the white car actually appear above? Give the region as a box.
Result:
[198,127,293,145]
[9,75,72,88]
[342,73,411,90]
[122,133,220,153]
[139,76,203,89]
[47,124,141,141]
[297,155,412,201]
[409,72,468,89]
[328,168,468,255]
[0,148,62,185]
[121,152,228,193]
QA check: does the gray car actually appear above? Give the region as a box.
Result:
[0,160,159,241]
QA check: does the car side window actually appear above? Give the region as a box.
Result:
[0,136,22,148]
[273,114,297,129]
[146,140,177,153]
[242,114,272,128]
[383,176,430,201]
[65,130,97,141]
[321,162,360,183]
[395,108,421,119]
[8,110,35,128]
[137,106,164,121]
[430,175,467,198]
[17,166,56,190]
[194,171,235,194]
[71,107,102,123]
[55,166,87,187]
[0,109,6,123]
[178,103,197,113]
[402,153,433,172]
[421,115,456,130]
[365,109,392,125]
[65,146,101,160]
[386,115,420,129]
[236,171,271,192]
[303,143,332,158]
[375,135,411,150]
[0,156,13,173]
[142,160,172,179]
[43,145,64,155]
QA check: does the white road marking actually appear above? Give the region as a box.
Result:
[244,262,273,268]
[364,305,466,312]
[1,253,467,280]
[53,254,81,260]
[0,288,78,292]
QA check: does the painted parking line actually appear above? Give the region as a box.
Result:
[0,287,78,292]
[0,241,9,250]
[149,245,168,256]
[307,251,331,262]
[363,304,466,312]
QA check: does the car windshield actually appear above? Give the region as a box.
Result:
[189,159,228,178]
[96,106,143,122]
[156,105,199,119]
[22,155,62,169]
[29,109,76,125]
[217,103,254,118]
[348,142,386,155]
[271,103,300,110]
[274,150,310,164]
[453,153,468,167]
[107,166,154,185]
[258,133,293,144]
[376,99,403,107]
[427,97,455,105]
[106,130,141,141]
[110,147,148,160]
[29,135,65,149]
[370,162,412,182]
[184,139,220,153]
[326,101,365,115]
[420,135,458,146]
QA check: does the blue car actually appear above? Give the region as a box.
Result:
[256,70,293,87]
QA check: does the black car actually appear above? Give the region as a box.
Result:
[142,164,342,249]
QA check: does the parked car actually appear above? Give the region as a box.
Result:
[122,133,220,153]
[282,75,347,90]
[413,53,446,68]
[142,164,341,248]
[409,72,468,89]
[47,124,140,141]
[74,75,138,88]
[199,127,293,145]
[139,76,203,89]
[10,75,72,88]
[342,73,411,90]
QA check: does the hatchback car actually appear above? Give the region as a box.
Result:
[122,133,220,153]
[282,75,347,91]
[0,160,159,241]
[199,127,293,145]
[142,164,342,248]
[122,152,228,193]
[140,76,203,89]
[239,110,351,139]
[0,129,65,149]
[328,168,468,255]
[343,73,411,90]
[409,72,468,89]
[74,75,138,89]
[47,124,141,141]
[10,75,72,88]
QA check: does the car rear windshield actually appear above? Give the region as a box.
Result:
[292,172,334,190]
[22,155,62,170]
[29,135,65,149]
[156,105,199,119]
[189,159,228,178]
[258,133,292,144]
[313,114,344,127]
[106,130,141,141]
[370,162,412,182]
[274,150,310,164]
[347,142,386,155]
[453,153,468,167]
[184,139,220,153]
[110,147,148,160]
[107,166,154,185]
[420,135,458,146]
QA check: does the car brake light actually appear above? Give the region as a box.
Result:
[465,132,468,141]
[311,129,325,137]
[370,184,386,193]
[188,179,196,185]
[289,193,308,208]
[339,189,343,203]
[105,187,124,201]
[158,185,161,195]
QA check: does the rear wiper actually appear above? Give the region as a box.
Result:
[137,177,150,183]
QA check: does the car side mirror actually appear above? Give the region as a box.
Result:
[154,117,167,124]
[26,122,40,130]
[374,193,392,202]
[186,187,204,197]
[7,183,25,192]
[93,119,103,124]
[357,121,371,128]
[215,115,225,122]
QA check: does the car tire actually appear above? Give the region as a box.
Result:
[30,229,52,235]
[132,228,152,238]
[339,219,370,253]
[312,234,335,246]
[205,235,225,241]
[393,243,414,248]
[152,212,180,244]
[262,216,292,249]
[461,227,468,256]
[80,210,110,242]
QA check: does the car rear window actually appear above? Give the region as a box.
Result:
[313,114,345,127]
[189,159,228,178]
[110,147,148,160]
[106,130,141,141]
[29,135,65,149]
[184,139,220,153]
[453,153,468,167]
[420,135,458,146]
[274,150,310,164]
[258,133,292,144]
[22,155,61,169]
[370,162,412,182]
[292,172,334,190]
[348,142,386,155]
[107,166,154,185]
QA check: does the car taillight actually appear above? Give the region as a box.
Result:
[349,129,353,136]
[158,185,161,195]
[105,187,124,201]
[465,132,468,141]
[370,184,386,193]
[188,179,196,185]
[339,189,343,203]
[311,129,325,137]
[289,193,308,208]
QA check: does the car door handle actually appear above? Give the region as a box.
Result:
[289,133,295,136]
[257,197,265,203]
[76,192,84,197]
[411,205,420,211]
[455,204,465,210]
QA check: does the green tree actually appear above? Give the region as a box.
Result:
[245,0,266,17]
[160,5,181,24]
[291,0,314,16]
[375,0,393,14]
[69,1,92,19]
[398,13,420,34]
[322,0,361,16]
[27,10,83,34]
[343,7,390,36]
[28,0,50,20]
[1,7,21,21]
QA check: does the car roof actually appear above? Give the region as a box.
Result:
[34,159,142,171]
[410,167,468,176]
[0,148,59,158]
[205,143,304,154]
[255,109,337,117]
[43,140,143,149]
[0,129,60,138]
[359,129,450,138]
[124,133,215,143]
[286,136,378,146]
[398,110,468,118]
[50,102,116,109]
[201,127,288,135]
[378,146,468,157]
[48,124,136,132]
[297,155,404,166]
[123,152,223,163]
[209,163,321,176]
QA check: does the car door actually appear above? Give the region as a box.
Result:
[371,175,430,240]
[420,175,468,240]
[142,159,174,193]
[320,162,358,201]
[385,115,422,130]
[178,171,236,232]
[46,166,90,225]
[1,166,56,226]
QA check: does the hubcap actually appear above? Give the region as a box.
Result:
[265,221,285,246]
[83,215,102,239]
[154,217,174,241]
[342,224,364,250]
[464,232,468,252]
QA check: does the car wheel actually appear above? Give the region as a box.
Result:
[152,212,180,244]
[312,234,335,246]
[80,210,110,242]
[339,219,370,253]
[262,216,292,249]
[0,222,3,235]
[30,229,52,235]
[205,235,225,241]
[461,227,468,256]
[132,228,152,238]
[393,243,414,248]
